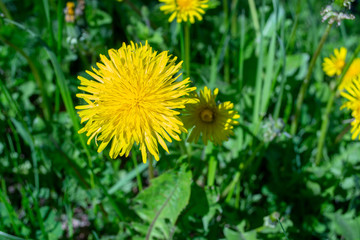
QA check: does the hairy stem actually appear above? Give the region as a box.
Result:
[291,23,333,135]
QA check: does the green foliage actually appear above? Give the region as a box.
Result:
[1,0,360,239]
[133,167,192,239]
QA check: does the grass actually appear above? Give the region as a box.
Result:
[1,0,360,239]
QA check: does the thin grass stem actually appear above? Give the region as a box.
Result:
[184,22,190,77]
[291,23,333,135]
[207,156,217,187]
[132,152,143,192]
[148,154,154,180]
[248,0,260,37]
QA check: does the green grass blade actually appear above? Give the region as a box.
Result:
[274,21,286,120]
[261,1,278,114]
[252,0,265,132]
[108,162,148,194]
[41,0,54,48]
[238,11,246,90]
[0,231,27,240]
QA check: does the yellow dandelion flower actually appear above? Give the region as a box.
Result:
[159,0,209,24]
[322,47,347,77]
[76,42,196,163]
[339,58,360,90]
[182,87,240,145]
[340,76,360,140]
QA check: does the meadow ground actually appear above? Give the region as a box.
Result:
[1,0,360,239]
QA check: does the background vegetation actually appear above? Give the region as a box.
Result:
[1,0,360,239]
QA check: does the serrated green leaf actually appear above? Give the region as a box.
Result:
[134,167,192,240]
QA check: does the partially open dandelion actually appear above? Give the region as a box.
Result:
[340,76,360,140]
[76,42,196,163]
[159,0,209,24]
[182,87,240,145]
[322,47,347,77]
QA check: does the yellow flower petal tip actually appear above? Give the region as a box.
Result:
[341,75,360,140]
[182,86,240,145]
[159,0,209,24]
[76,41,195,163]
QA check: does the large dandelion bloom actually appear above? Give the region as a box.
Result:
[159,0,209,24]
[341,76,360,140]
[182,87,240,145]
[322,47,347,77]
[76,42,196,163]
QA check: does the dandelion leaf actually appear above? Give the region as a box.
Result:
[133,167,192,239]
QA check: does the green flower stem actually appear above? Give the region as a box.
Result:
[148,153,154,181]
[207,156,217,187]
[315,42,360,164]
[184,22,190,78]
[0,0,12,20]
[179,22,185,71]
[291,23,333,135]
[132,152,143,192]
[315,87,336,164]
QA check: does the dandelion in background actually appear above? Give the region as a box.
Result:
[159,0,209,24]
[341,59,360,90]
[322,47,360,90]
[76,42,196,163]
[340,76,360,140]
[182,87,240,145]
[322,47,347,77]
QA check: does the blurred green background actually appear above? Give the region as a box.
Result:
[1,0,360,239]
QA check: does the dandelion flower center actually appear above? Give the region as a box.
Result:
[177,0,193,9]
[200,109,214,123]
[159,0,209,24]
[322,47,347,77]
[335,59,345,69]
